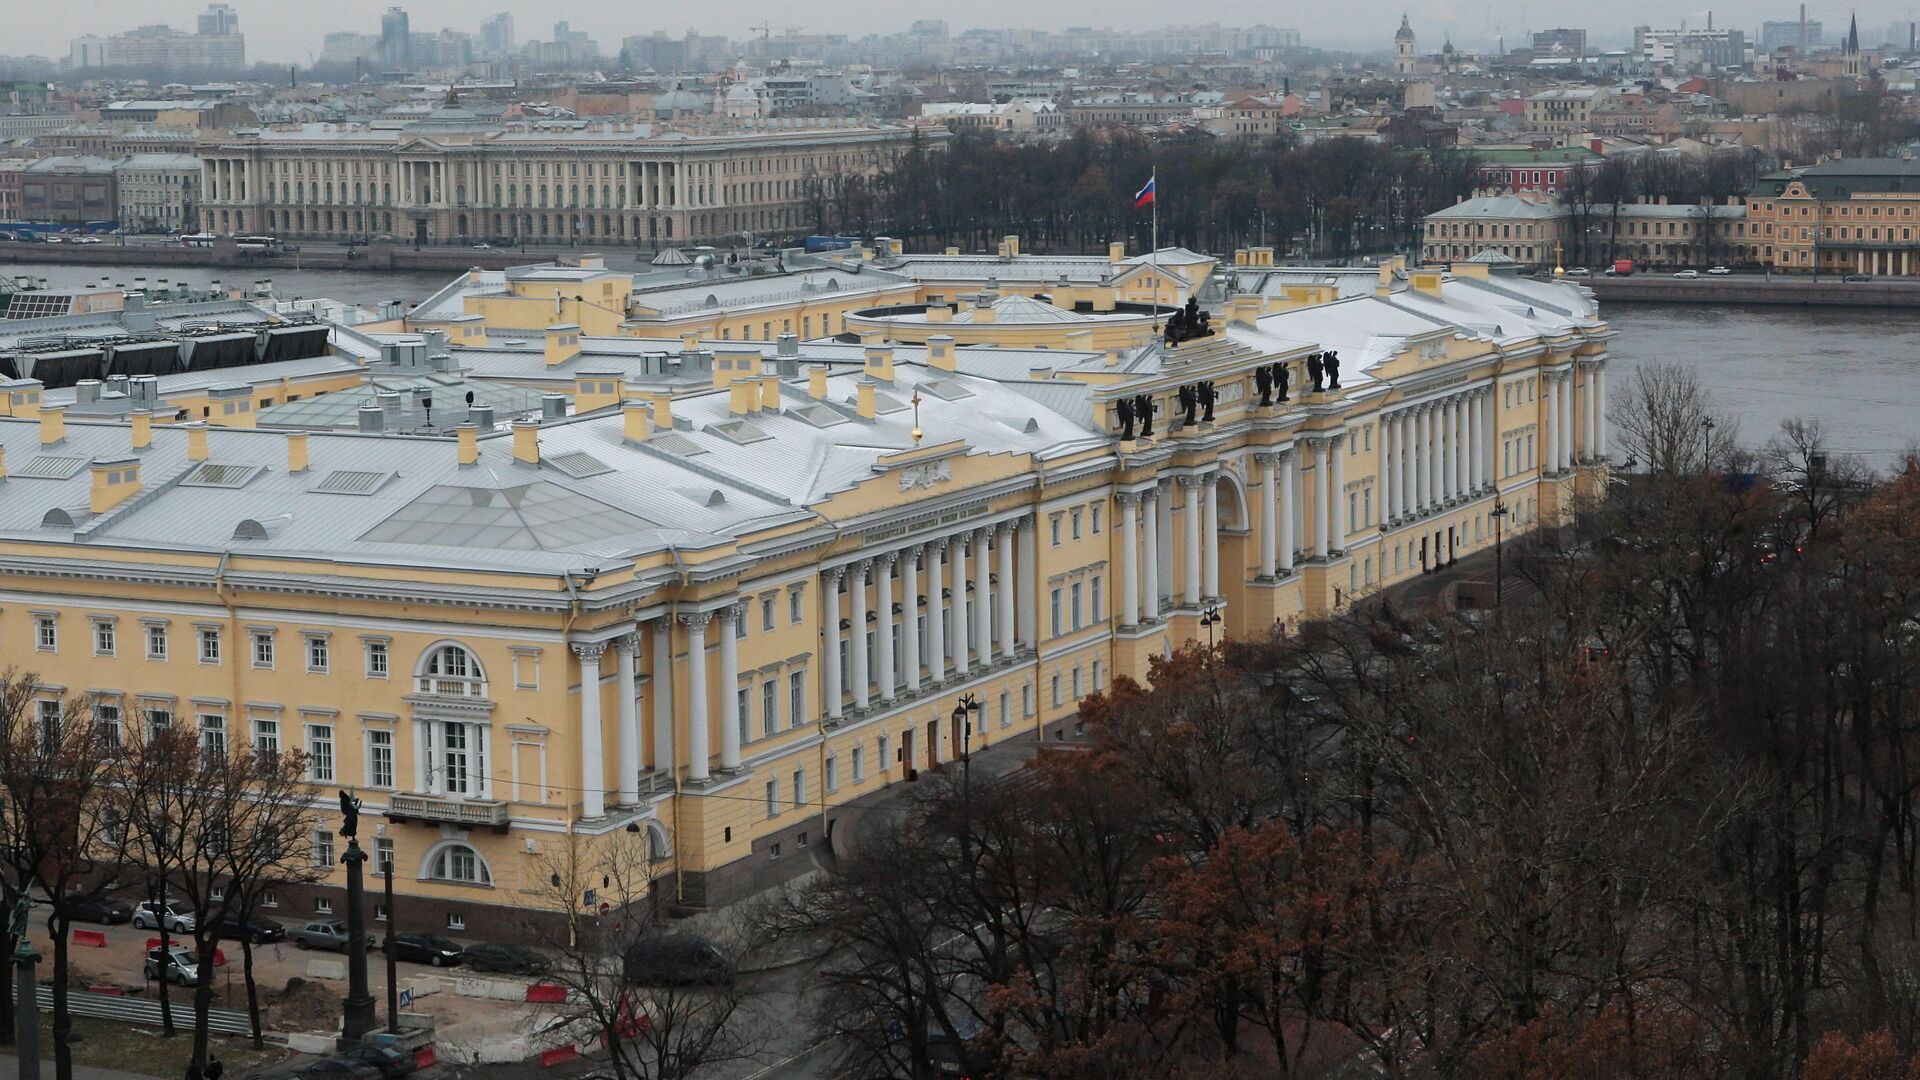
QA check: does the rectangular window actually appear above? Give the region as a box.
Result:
[851,745,865,782]
[1093,659,1104,690]
[306,636,329,673]
[765,779,779,818]
[1071,509,1083,539]
[877,734,890,770]
[199,714,225,759]
[252,632,275,669]
[94,620,115,656]
[1000,692,1010,728]
[761,680,777,740]
[789,670,805,730]
[315,898,334,915]
[1050,517,1062,546]
[1091,504,1103,533]
[95,702,121,747]
[307,723,334,781]
[1091,575,1104,623]
[1051,674,1062,707]
[825,755,838,793]
[312,830,335,868]
[1070,582,1084,630]
[35,615,55,652]
[1073,666,1083,700]
[793,768,806,809]
[199,627,220,664]
[147,624,168,660]
[1050,589,1062,636]
[1023,683,1033,716]
[144,707,172,739]
[365,640,389,678]
[375,837,395,875]
[367,730,394,788]
[761,595,776,632]
[445,912,464,930]
[253,716,279,757]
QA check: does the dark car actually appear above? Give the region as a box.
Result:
[384,932,462,967]
[621,935,735,987]
[462,942,549,975]
[215,912,287,944]
[337,1045,417,1079]
[65,898,132,925]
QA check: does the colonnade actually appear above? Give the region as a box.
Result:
[1381,387,1494,522]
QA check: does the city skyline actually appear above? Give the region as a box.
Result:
[12,1,1920,63]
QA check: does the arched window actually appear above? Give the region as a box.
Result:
[416,643,486,698]
[421,841,492,885]
[645,821,671,863]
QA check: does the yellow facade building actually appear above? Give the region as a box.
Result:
[0,258,1612,930]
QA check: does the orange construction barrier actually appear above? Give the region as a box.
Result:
[212,948,226,967]
[145,937,161,950]
[525,983,566,1004]
[539,1045,578,1068]
[70,928,106,948]
[413,1047,436,1069]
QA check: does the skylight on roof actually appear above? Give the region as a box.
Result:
[310,469,393,495]
[919,379,975,401]
[546,450,614,479]
[179,462,263,489]
[650,432,707,456]
[709,420,772,445]
[11,455,88,480]
[791,404,848,428]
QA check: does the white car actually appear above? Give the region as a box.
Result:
[132,900,196,934]
[73,236,103,245]
[1673,269,1701,279]
[1708,266,1732,275]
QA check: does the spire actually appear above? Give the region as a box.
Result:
[1848,13,1860,54]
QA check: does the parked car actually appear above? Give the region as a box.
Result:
[1673,269,1700,279]
[214,912,287,944]
[133,901,196,933]
[65,898,131,924]
[622,935,735,987]
[291,920,353,951]
[144,945,204,986]
[471,242,492,250]
[462,942,550,975]
[337,1044,418,1078]
[1708,265,1732,275]
[1844,273,1873,282]
[1564,267,1590,277]
[384,932,463,967]
[294,1059,381,1079]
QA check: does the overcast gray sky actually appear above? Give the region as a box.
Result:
[11,1,1916,61]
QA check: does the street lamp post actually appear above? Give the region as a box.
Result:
[338,793,375,1048]
[1199,605,1222,648]
[1490,498,1509,610]
[951,694,983,786]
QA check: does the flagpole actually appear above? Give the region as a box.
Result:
[1150,165,1160,330]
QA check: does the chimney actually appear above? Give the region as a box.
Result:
[776,332,799,357]
[0,446,7,481]
[1411,269,1445,298]
[729,379,757,415]
[809,365,829,400]
[75,379,101,405]
[470,402,495,430]
[541,393,567,420]
[512,419,541,464]
[1003,234,1021,256]
[89,457,141,514]
[574,371,620,412]
[944,246,959,256]
[544,323,582,367]
[864,345,895,382]
[131,409,153,450]
[358,405,384,432]
[926,302,953,323]
[623,400,651,443]
[1105,348,1121,367]
[456,422,480,465]
[760,375,781,412]
[1065,329,1094,353]
[1374,263,1394,298]
[39,404,67,445]
[285,431,310,473]
[650,391,674,430]
[856,382,877,420]
[186,421,208,461]
[1108,240,1126,261]
[927,335,956,372]
[1230,294,1263,327]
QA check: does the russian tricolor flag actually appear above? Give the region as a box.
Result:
[1134,176,1155,208]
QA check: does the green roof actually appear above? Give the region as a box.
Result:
[1447,146,1603,164]
[1750,158,1920,199]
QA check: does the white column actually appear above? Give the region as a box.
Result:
[1311,446,1329,559]
[1382,420,1396,524]
[1427,404,1442,508]
[1121,493,1143,621]
[1201,475,1220,599]
[681,613,710,782]
[949,536,970,678]
[1389,415,1404,519]
[1258,458,1278,579]
[1583,364,1598,461]
[718,604,742,770]
[1595,365,1609,459]
[1279,448,1297,572]
[1455,396,1470,498]
[1182,477,1204,602]
[849,560,870,710]
[973,528,993,668]
[1485,387,1500,486]
[650,620,673,779]
[614,634,640,805]
[926,541,947,683]
[573,641,607,818]
[1438,399,1454,502]
[1141,491,1162,621]
[1329,433,1347,552]
[1468,393,1483,491]
[823,569,845,721]
[1412,407,1428,513]
[1544,374,1560,474]
[1019,519,1040,648]
[875,554,896,702]
[1566,370,1580,467]
[996,523,1016,659]
[901,549,922,695]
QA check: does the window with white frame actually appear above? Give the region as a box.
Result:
[765,779,779,818]
[1091,504,1103,533]
[146,623,168,660]
[761,680,777,740]
[315,898,334,914]
[440,722,484,796]
[851,745,865,782]
[788,670,805,730]
[306,635,330,674]
[419,644,484,697]
[307,723,334,781]
[199,713,224,759]
[251,631,275,669]
[95,702,121,747]
[789,586,805,624]
[34,614,57,652]
[1070,582,1083,630]
[1000,692,1010,728]
[253,716,279,758]
[429,844,490,884]
[1050,588,1062,636]
[825,755,838,793]
[93,619,116,656]
[312,829,335,867]
[36,699,60,753]
[792,767,806,809]
[1051,673,1062,707]
[1071,509,1082,539]
[198,627,220,664]
[375,838,394,875]
[1091,575,1104,623]
[877,734,890,769]
[366,729,393,788]
[364,640,390,679]
[761,594,775,632]
[144,706,172,739]
[445,912,464,930]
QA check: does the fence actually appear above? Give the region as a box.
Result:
[11,983,253,1036]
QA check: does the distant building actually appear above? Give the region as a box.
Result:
[113,153,200,232]
[66,8,246,72]
[1532,28,1588,59]
[479,13,515,55]
[1525,87,1607,133]
[1760,19,1822,55]
[18,156,119,225]
[197,3,238,37]
[1749,157,1920,276]
[1394,15,1419,75]
[380,6,412,69]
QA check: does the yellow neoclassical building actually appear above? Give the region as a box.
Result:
[0,258,1611,930]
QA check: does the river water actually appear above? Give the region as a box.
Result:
[6,263,1914,472]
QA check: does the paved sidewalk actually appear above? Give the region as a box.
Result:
[0,1058,162,1080]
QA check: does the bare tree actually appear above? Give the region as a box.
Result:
[527,841,763,1080]
[1610,360,1736,475]
[0,672,130,1080]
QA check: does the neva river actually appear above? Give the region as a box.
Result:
[7,263,1915,473]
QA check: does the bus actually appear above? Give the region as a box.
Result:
[234,235,280,251]
[180,233,216,248]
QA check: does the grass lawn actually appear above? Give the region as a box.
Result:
[1,1012,293,1078]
